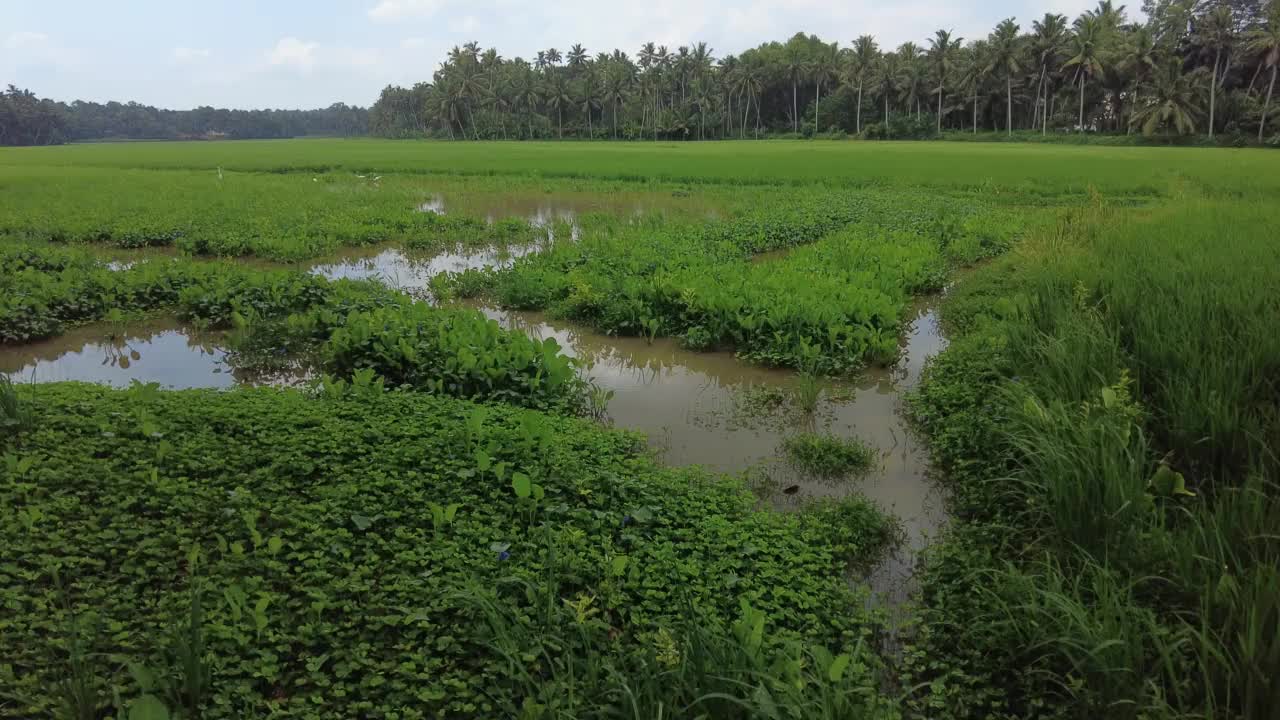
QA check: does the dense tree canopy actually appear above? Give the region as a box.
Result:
[6,0,1279,145]
[367,0,1279,141]
[0,87,368,146]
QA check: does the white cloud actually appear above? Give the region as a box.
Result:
[172,47,211,62]
[268,37,320,71]
[400,37,427,50]
[368,0,445,21]
[5,31,49,50]
[447,15,479,33]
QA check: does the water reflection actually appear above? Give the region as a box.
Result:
[416,190,720,226]
[474,300,947,604]
[2,298,947,603]
[308,243,541,295]
[0,320,237,389]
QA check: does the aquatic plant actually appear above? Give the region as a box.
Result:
[782,432,876,479]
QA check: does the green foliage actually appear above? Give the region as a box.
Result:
[0,244,362,342]
[904,200,1280,719]
[323,303,586,412]
[479,190,1014,373]
[0,383,896,718]
[782,432,876,479]
[0,374,33,438]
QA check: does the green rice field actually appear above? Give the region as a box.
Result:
[2,139,1277,719]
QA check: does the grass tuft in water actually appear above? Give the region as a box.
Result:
[781,432,876,479]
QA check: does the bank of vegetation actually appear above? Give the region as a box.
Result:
[903,197,1280,718]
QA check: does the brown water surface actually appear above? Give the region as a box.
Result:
[2,293,947,603]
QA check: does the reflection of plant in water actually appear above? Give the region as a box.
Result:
[584,383,614,423]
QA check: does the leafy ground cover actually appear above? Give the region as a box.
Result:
[448,190,1024,372]
[902,198,1280,719]
[0,383,896,719]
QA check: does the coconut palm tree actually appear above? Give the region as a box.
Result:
[898,42,925,117]
[783,42,808,133]
[543,71,571,139]
[955,45,986,132]
[1063,15,1105,130]
[929,30,961,132]
[578,65,601,137]
[1247,3,1280,141]
[1121,26,1159,134]
[1196,5,1235,138]
[850,35,879,133]
[510,64,540,138]
[603,60,632,139]
[1130,60,1199,135]
[874,52,902,130]
[986,19,1022,136]
[1031,13,1069,133]
[811,41,840,134]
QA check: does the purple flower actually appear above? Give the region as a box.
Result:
[497,550,510,561]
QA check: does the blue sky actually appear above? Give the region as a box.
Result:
[3,0,1101,109]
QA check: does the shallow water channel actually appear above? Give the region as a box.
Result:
[5,241,949,604]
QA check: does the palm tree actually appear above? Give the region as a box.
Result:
[543,71,571,139]
[738,59,765,137]
[1130,60,1199,135]
[874,52,902,131]
[1196,5,1235,138]
[929,30,961,132]
[578,65,601,137]
[851,35,879,133]
[1121,26,1159,134]
[956,45,986,133]
[811,42,840,134]
[567,44,588,71]
[510,65,540,138]
[1063,15,1105,131]
[784,42,808,133]
[986,18,1022,136]
[1247,3,1280,141]
[898,42,925,117]
[1031,13,1069,133]
[604,60,632,139]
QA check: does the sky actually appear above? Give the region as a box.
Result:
[2,0,1102,110]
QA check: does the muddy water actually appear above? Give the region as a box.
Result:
[0,319,239,389]
[474,301,947,603]
[2,298,947,604]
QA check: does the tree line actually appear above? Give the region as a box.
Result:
[370,0,1280,142]
[0,86,368,146]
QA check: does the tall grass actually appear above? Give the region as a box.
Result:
[907,198,1280,719]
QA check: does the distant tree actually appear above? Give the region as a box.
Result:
[1131,60,1200,134]
[1246,2,1280,140]
[1064,15,1106,129]
[986,18,1023,135]
[929,30,962,132]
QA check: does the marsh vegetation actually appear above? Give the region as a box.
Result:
[2,138,1277,719]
